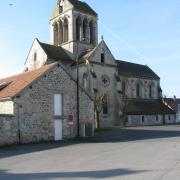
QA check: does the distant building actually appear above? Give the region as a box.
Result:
[164,97,180,123]
[0,0,175,146]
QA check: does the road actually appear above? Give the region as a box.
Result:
[0,125,180,180]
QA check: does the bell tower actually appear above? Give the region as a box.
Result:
[50,0,98,59]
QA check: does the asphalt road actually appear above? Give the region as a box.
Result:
[0,125,180,180]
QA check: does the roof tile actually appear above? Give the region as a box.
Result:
[0,63,56,99]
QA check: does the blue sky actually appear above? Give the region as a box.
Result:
[0,0,180,97]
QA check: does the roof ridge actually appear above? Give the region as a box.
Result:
[116,59,147,67]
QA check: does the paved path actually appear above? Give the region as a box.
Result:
[1,125,180,180]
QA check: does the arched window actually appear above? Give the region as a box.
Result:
[103,95,108,115]
[149,84,154,99]
[63,18,69,43]
[122,81,126,97]
[136,83,141,97]
[142,116,145,122]
[76,17,81,41]
[83,73,88,89]
[53,23,58,46]
[89,21,94,44]
[58,20,63,44]
[83,18,88,41]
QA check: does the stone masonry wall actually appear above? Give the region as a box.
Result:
[0,115,18,146]
[14,64,94,144]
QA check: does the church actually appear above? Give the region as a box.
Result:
[0,0,175,146]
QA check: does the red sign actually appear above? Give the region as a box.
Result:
[68,113,75,125]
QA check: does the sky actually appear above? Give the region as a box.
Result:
[0,0,180,97]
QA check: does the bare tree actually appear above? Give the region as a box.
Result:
[119,96,129,126]
[94,92,107,129]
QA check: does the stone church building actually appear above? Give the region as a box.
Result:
[0,0,175,146]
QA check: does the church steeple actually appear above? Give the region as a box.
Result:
[50,0,98,59]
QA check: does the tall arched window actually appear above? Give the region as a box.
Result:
[149,84,154,98]
[53,23,58,46]
[89,21,94,44]
[63,18,69,43]
[149,85,152,98]
[76,17,81,41]
[83,73,88,89]
[136,83,141,97]
[58,20,63,44]
[103,95,108,115]
[122,81,126,97]
[83,18,88,41]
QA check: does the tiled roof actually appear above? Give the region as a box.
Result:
[124,99,175,115]
[164,98,180,113]
[39,41,73,63]
[68,0,97,16]
[0,63,56,100]
[116,60,160,80]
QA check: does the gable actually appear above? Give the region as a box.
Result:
[24,39,48,71]
[86,40,116,65]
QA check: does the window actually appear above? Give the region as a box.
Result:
[101,53,105,63]
[76,17,81,41]
[149,85,152,98]
[89,21,94,44]
[63,18,69,43]
[156,116,159,121]
[142,116,145,122]
[168,115,171,121]
[34,53,37,61]
[83,73,88,89]
[54,94,62,116]
[83,18,88,41]
[122,81,126,97]
[53,23,58,45]
[59,6,63,13]
[103,95,108,115]
[136,83,141,97]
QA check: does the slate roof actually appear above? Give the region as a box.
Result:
[0,63,56,100]
[123,99,175,115]
[51,0,97,19]
[39,41,72,63]
[116,60,160,80]
[69,0,97,16]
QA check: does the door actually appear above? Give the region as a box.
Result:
[54,120,63,141]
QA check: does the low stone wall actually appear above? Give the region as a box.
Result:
[126,114,176,126]
[0,115,18,147]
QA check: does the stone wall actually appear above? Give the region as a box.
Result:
[24,39,48,71]
[0,115,18,146]
[13,64,94,144]
[121,76,160,99]
[126,114,175,126]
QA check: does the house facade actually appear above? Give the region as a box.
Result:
[0,0,176,146]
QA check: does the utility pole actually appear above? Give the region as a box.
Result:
[76,41,80,137]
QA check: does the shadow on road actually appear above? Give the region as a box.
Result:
[85,127,180,143]
[1,126,180,159]
[0,141,75,159]
[0,168,150,179]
